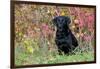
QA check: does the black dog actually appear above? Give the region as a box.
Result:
[53,16,78,54]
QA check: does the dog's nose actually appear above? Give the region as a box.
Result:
[58,23,61,27]
[58,27,63,31]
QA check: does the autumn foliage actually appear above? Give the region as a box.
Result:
[14,4,95,65]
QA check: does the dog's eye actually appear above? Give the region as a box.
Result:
[62,19,65,23]
[57,19,61,23]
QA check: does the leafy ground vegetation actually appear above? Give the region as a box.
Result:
[14,4,95,65]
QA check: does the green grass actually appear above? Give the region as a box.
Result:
[15,45,94,65]
[46,52,94,64]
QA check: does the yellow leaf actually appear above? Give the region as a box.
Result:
[72,25,75,29]
[19,32,23,36]
[27,46,34,54]
[61,12,65,16]
[24,40,29,46]
[76,33,80,37]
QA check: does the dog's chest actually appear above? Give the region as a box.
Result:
[56,32,72,44]
[56,30,70,38]
[56,32,66,38]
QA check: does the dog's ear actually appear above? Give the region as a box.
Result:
[65,16,71,25]
[52,17,57,26]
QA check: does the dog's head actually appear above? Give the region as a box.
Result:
[53,16,71,30]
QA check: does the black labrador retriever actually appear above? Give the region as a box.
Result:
[53,16,78,54]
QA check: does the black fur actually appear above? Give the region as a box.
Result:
[53,16,78,54]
